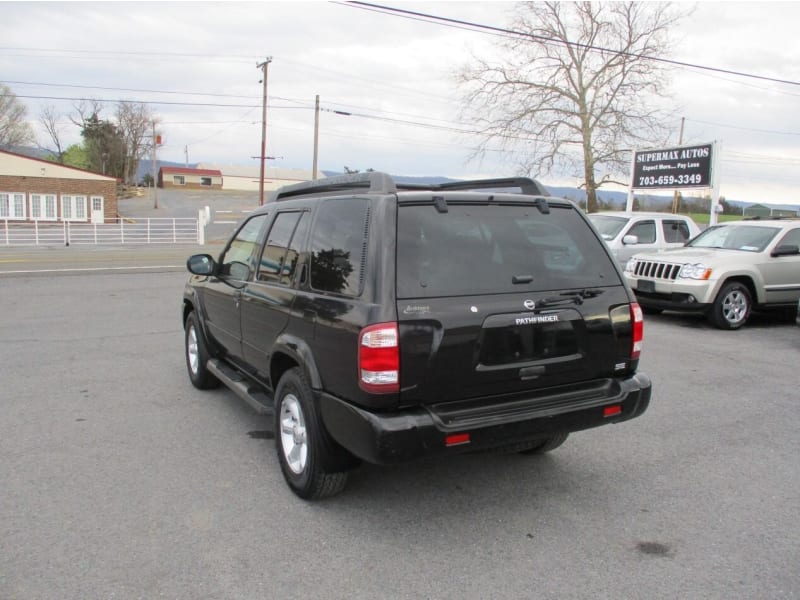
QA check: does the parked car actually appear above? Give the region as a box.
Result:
[588,211,701,268]
[182,172,652,499]
[623,219,800,329]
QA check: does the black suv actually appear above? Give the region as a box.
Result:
[182,173,651,499]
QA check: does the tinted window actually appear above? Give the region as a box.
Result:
[258,212,302,282]
[221,214,268,280]
[309,198,369,296]
[396,203,620,298]
[281,212,310,286]
[627,220,656,244]
[662,219,691,243]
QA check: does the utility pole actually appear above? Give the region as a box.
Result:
[671,117,685,214]
[151,121,158,209]
[257,56,273,205]
[312,95,320,180]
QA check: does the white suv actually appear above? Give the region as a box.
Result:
[588,211,701,268]
[623,219,800,329]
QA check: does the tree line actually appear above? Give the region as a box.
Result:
[1,83,157,186]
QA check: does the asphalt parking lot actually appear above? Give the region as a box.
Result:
[0,251,798,599]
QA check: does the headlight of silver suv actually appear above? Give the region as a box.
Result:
[679,263,712,280]
[625,258,637,273]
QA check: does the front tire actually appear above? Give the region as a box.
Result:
[185,311,220,389]
[274,368,348,500]
[709,282,751,330]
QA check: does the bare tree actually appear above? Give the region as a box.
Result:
[457,2,688,212]
[0,84,34,148]
[39,104,67,163]
[116,102,154,185]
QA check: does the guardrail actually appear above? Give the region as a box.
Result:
[1,215,206,247]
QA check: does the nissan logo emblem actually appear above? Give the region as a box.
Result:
[523,299,536,310]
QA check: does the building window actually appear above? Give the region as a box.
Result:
[0,192,26,219]
[31,194,56,221]
[45,195,57,219]
[173,175,185,185]
[200,177,212,186]
[92,197,103,212]
[61,195,87,222]
[30,194,58,221]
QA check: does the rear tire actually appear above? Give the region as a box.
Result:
[274,367,348,500]
[708,282,751,330]
[185,311,220,390]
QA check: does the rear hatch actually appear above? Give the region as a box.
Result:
[395,196,636,406]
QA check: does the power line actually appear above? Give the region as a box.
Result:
[344,1,800,88]
[686,118,800,137]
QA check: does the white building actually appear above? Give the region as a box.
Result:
[196,164,321,192]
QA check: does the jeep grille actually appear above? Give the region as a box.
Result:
[632,260,681,280]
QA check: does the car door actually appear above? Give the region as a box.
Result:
[759,226,800,304]
[617,219,658,265]
[240,210,310,381]
[201,214,269,363]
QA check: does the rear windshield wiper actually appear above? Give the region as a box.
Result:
[537,288,605,308]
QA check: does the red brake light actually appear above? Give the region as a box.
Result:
[358,322,399,393]
[631,302,644,360]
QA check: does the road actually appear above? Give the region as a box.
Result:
[1,257,798,599]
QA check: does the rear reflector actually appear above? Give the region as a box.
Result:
[445,433,471,447]
[359,322,400,393]
[630,302,644,360]
[604,405,622,417]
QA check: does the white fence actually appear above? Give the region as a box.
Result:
[1,211,208,247]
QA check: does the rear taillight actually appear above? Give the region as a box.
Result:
[358,322,399,393]
[630,302,644,360]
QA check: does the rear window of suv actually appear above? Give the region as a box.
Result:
[396,202,620,298]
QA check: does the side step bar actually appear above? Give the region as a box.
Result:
[207,359,274,416]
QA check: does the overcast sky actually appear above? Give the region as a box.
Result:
[2,1,799,205]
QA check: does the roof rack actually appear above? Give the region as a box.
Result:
[270,172,550,202]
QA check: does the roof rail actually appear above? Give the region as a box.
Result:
[269,171,550,201]
[271,172,397,201]
[419,177,549,196]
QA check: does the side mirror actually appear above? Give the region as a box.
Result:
[187,254,216,275]
[771,244,800,257]
[622,234,639,245]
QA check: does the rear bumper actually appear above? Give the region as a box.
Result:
[319,373,652,464]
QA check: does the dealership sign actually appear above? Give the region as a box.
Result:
[631,143,713,190]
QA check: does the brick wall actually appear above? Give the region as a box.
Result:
[0,175,118,222]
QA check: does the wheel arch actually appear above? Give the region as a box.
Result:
[718,274,759,304]
[271,333,323,390]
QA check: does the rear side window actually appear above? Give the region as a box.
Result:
[396,203,620,298]
[309,198,369,296]
[257,211,304,283]
[662,219,691,243]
